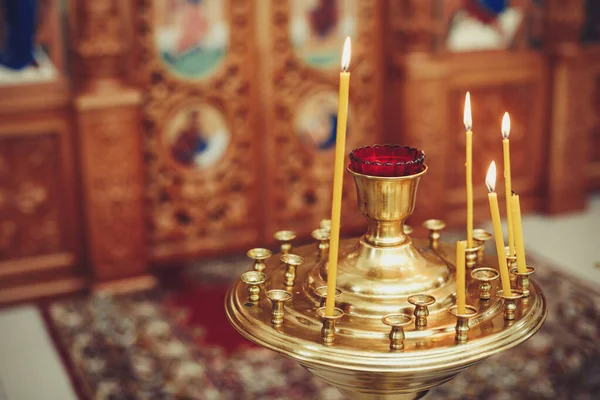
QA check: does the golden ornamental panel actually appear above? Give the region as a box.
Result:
[137,0,260,259]
[262,0,383,238]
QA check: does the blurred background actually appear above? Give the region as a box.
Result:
[0,0,599,399]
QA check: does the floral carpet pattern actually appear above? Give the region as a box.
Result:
[46,254,600,400]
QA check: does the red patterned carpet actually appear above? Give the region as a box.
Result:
[42,254,600,400]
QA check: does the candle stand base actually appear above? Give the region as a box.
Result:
[226,165,546,400]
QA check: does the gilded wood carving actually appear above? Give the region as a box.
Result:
[262,0,383,238]
[0,136,63,260]
[136,0,260,260]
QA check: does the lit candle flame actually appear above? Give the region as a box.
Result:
[463,92,472,131]
[341,37,351,72]
[502,112,510,139]
[486,161,497,193]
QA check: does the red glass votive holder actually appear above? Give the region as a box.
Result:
[349,145,425,177]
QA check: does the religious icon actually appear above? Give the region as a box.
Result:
[295,91,351,151]
[582,0,600,43]
[290,0,357,69]
[0,0,59,83]
[154,0,228,80]
[166,104,230,169]
[445,0,529,52]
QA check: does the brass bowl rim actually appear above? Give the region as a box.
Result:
[247,248,272,260]
[281,253,304,265]
[314,286,342,299]
[311,228,330,240]
[465,244,482,252]
[509,266,535,276]
[316,306,344,320]
[319,219,331,230]
[266,289,292,302]
[473,229,493,241]
[496,289,525,300]
[347,164,428,181]
[240,271,267,285]
[407,294,436,307]
[274,230,297,241]
[422,219,446,231]
[471,267,500,281]
[448,305,478,318]
[382,313,412,327]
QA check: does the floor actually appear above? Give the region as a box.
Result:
[0,306,77,400]
[0,194,597,400]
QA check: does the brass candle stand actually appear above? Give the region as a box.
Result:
[382,313,413,350]
[274,230,296,255]
[510,266,535,297]
[449,305,478,343]
[497,289,525,320]
[471,267,500,300]
[311,229,330,254]
[226,163,547,400]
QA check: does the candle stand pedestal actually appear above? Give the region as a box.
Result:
[226,164,546,400]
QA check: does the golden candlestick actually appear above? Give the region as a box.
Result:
[382,314,412,350]
[274,230,296,255]
[266,289,292,327]
[226,158,547,400]
[423,219,446,250]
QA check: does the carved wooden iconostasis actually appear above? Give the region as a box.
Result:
[137,0,261,263]
[581,0,600,191]
[1,0,600,303]
[386,0,550,228]
[0,0,84,303]
[260,0,383,239]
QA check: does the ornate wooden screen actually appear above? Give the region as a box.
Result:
[386,0,549,226]
[137,0,261,262]
[260,0,383,239]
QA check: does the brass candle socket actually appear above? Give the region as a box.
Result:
[408,294,436,328]
[473,229,492,264]
[281,254,304,287]
[274,230,296,255]
[510,266,535,298]
[316,307,344,345]
[382,313,412,351]
[471,268,500,300]
[311,229,330,254]
[422,219,446,250]
[465,244,481,269]
[266,289,292,327]
[448,305,478,343]
[247,248,272,273]
[403,225,414,235]
[497,289,524,320]
[240,271,267,303]
[314,286,342,308]
[320,219,331,232]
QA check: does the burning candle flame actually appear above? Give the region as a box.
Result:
[486,161,497,193]
[502,112,510,139]
[463,92,472,131]
[341,37,351,72]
